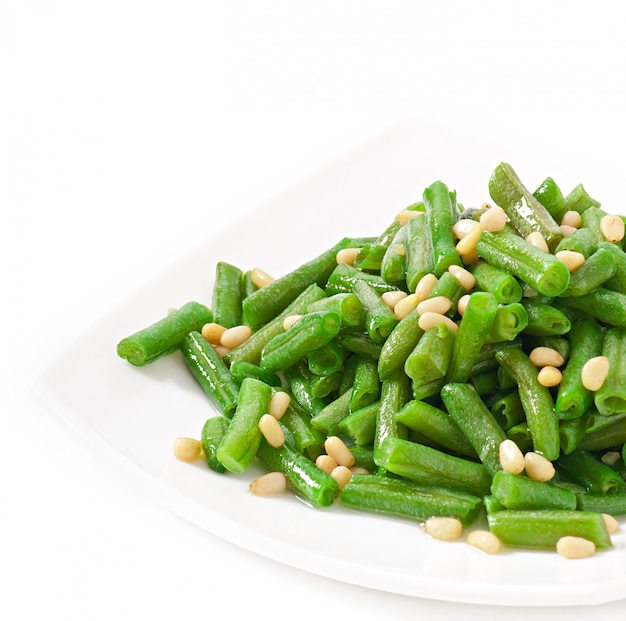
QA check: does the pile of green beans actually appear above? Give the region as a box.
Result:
[117,162,626,557]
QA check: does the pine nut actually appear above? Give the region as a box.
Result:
[316,454,339,474]
[467,530,501,554]
[602,513,620,535]
[213,344,230,358]
[581,355,610,391]
[350,466,370,475]
[418,311,459,332]
[394,292,420,319]
[600,214,625,243]
[250,267,275,288]
[460,250,480,266]
[555,250,585,272]
[524,451,555,482]
[417,295,452,316]
[258,414,285,448]
[556,536,596,559]
[455,223,483,257]
[201,322,227,345]
[397,209,423,226]
[448,264,476,291]
[559,224,578,237]
[537,366,562,387]
[456,294,471,316]
[220,324,252,349]
[526,232,549,252]
[324,436,355,468]
[499,439,525,474]
[282,314,302,330]
[424,516,463,541]
[414,273,438,300]
[269,391,291,420]
[249,471,287,495]
[453,218,480,240]
[330,465,353,490]
[382,290,408,311]
[336,247,360,266]
[529,346,565,368]
[173,437,202,462]
[479,205,508,232]
[561,210,582,228]
[601,451,621,467]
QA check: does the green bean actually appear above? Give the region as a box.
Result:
[349,355,380,411]
[476,229,570,297]
[380,224,408,286]
[240,269,259,299]
[180,331,239,418]
[556,450,626,495]
[423,181,463,277]
[594,326,626,416]
[532,176,566,223]
[336,330,381,360]
[310,372,341,398]
[484,303,529,344]
[488,162,563,251]
[352,280,399,344]
[374,368,410,452]
[441,382,507,475]
[340,473,483,525]
[491,470,577,511]
[242,237,352,328]
[578,415,626,452]
[490,390,526,431]
[447,291,498,383]
[216,377,272,473]
[576,492,626,516]
[200,416,229,473]
[496,347,560,460]
[377,308,424,381]
[469,259,523,304]
[555,318,603,420]
[565,184,601,214]
[279,401,326,460]
[559,414,589,455]
[282,361,328,416]
[307,341,348,377]
[561,243,615,297]
[404,213,434,290]
[326,263,400,296]
[394,399,478,459]
[310,389,352,436]
[554,227,598,258]
[338,400,379,446]
[228,360,282,387]
[520,298,571,336]
[469,338,523,376]
[374,436,492,497]
[506,422,534,454]
[307,292,364,328]
[601,241,626,294]
[404,323,456,390]
[469,369,499,396]
[487,509,612,549]
[211,261,243,328]
[256,438,338,508]
[561,287,626,328]
[259,310,342,373]
[428,270,466,312]
[224,284,326,366]
[117,301,214,366]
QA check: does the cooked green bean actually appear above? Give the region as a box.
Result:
[212,261,243,328]
[469,259,523,304]
[352,280,399,344]
[594,326,626,416]
[556,450,626,495]
[491,470,577,511]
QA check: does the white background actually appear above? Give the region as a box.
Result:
[2,1,626,618]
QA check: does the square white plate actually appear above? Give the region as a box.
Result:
[33,116,626,606]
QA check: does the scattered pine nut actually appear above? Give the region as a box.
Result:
[213,344,230,358]
[555,250,585,273]
[453,218,480,240]
[537,365,562,387]
[316,454,339,475]
[602,513,620,535]
[250,267,275,288]
[424,516,463,541]
[479,205,507,232]
[581,355,610,391]
[559,224,578,237]
[330,465,353,490]
[556,536,595,559]
[258,413,285,448]
[529,346,565,368]
[201,322,227,345]
[456,293,471,316]
[600,214,625,243]
[448,264,476,291]
[524,451,555,482]
[467,530,501,554]
[336,247,360,265]
[455,223,483,257]
[350,466,369,475]
[526,232,549,252]
[394,292,420,319]
[269,391,291,420]
[382,290,408,311]
[418,311,459,332]
[499,439,525,474]
[561,210,582,228]
[220,324,252,349]
[173,437,202,462]
[249,471,288,496]
[324,436,355,468]
[601,451,621,467]
[282,314,302,330]
[397,210,423,226]
[414,273,438,301]
[416,295,452,316]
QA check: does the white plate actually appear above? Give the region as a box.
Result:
[33,116,626,607]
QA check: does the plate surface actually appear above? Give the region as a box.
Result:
[33,117,626,606]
